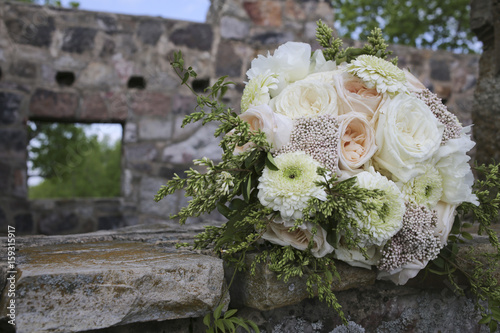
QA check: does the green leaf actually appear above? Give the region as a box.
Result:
[203,313,211,327]
[247,320,260,333]
[461,231,473,240]
[217,203,232,218]
[461,222,473,229]
[223,319,236,332]
[243,175,252,203]
[224,309,238,319]
[215,319,226,333]
[432,257,445,269]
[229,317,250,332]
[489,319,498,332]
[265,152,279,171]
[479,315,491,325]
[213,303,224,320]
[427,268,449,276]
[229,198,246,211]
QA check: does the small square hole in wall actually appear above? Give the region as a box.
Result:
[27,121,123,199]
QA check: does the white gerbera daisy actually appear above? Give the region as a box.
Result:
[353,167,405,246]
[401,165,443,208]
[347,55,408,95]
[241,71,279,112]
[257,151,327,220]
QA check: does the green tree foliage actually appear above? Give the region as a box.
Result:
[28,122,121,199]
[17,0,80,9]
[332,0,479,53]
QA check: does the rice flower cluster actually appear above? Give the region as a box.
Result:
[228,40,477,285]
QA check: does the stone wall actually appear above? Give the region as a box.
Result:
[0,0,479,235]
[471,0,500,166]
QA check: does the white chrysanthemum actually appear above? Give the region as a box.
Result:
[241,72,279,112]
[401,165,443,208]
[257,151,327,220]
[353,167,405,246]
[347,55,408,95]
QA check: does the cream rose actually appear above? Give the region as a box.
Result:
[374,94,444,182]
[338,113,378,172]
[377,259,427,285]
[333,243,381,269]
[233,104,293,153]
[334,72,387,121]
[262,220,334,258]
[270,79,338,119]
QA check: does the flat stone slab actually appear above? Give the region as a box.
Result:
[0,240,228,333]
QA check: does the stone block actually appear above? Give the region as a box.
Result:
[171,94,197,116]
[124,142,158,162]
[220,16,250,40]
[123,122,138,143]
[243,1,282,27]
[79,62,115,88]
[216,41,243,77]
[96,14,118,33]
[37,211,83,235]
[97,215,125,230]
[139,176,175,216]
[251,31,294,45]
[29,89,78,119]
[0,129,27,158]
[0,242,228,333]
[228,253,376,311]
[130,92,170,116]
[81,93,108,120]
[0,163,10,191]
[9,60,37,79]
[170,24,213,51]
[137,20,164,46]
[5,16,55,47]
[0,92,22,125]
[14,213,34,234]
[430,58,451,81]
[138,119,171,140]
[61,27,98,54]
[103,92,129,120]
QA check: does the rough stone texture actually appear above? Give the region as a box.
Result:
[471,0,500,166]
[0,0,482,238]
[228,254,376,311]
[0,227,228,333]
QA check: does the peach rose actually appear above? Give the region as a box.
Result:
[338,113,378,172]
[403,69,426,93]
[334,72,387,121]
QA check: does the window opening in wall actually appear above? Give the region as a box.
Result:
[27,121,123,199]
[127,76,146,89]
[192,78,210,92]
[55,71,76,87]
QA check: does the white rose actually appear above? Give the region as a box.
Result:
[236,104,293,153]
[434,201,457,245]
[374,94,444,182]
[432,128,478,205]
[338,113,378,172]
[377,259,427,285]
[246,42,311,97]
[262,220,334,258]
[271,79,338,119]
[309,50,337,74]
[333,243,381,269]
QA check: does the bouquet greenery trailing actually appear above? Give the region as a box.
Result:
[156,21,500,331]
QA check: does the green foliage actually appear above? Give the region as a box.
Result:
[203,302,260,333]
[316,21,396,65]
[28,122,121,199]
[331,0,479,53]
[17,0,80,8]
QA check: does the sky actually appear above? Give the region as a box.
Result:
[63,0,210,22]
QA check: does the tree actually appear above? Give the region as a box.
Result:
[18,0,80,9]
[332,0,479,53]
[28,122,121,199]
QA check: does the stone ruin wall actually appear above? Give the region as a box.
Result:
[0,0,480,236]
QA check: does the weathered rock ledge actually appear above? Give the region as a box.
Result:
[0,223,497,333]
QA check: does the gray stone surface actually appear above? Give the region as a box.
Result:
[0,233,228,333]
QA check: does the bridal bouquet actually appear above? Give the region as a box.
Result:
[157,22,500,328]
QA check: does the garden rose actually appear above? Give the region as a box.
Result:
[404,69,426,93]
[333,243,381,269]
[374,94,444,182]
[235,104,293,153]
[377,259,427,285]
[338,113,378,172]
[262,220,334,258]
[246,42,311,97]
[271,79,338,119]
[334,72,387,120]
